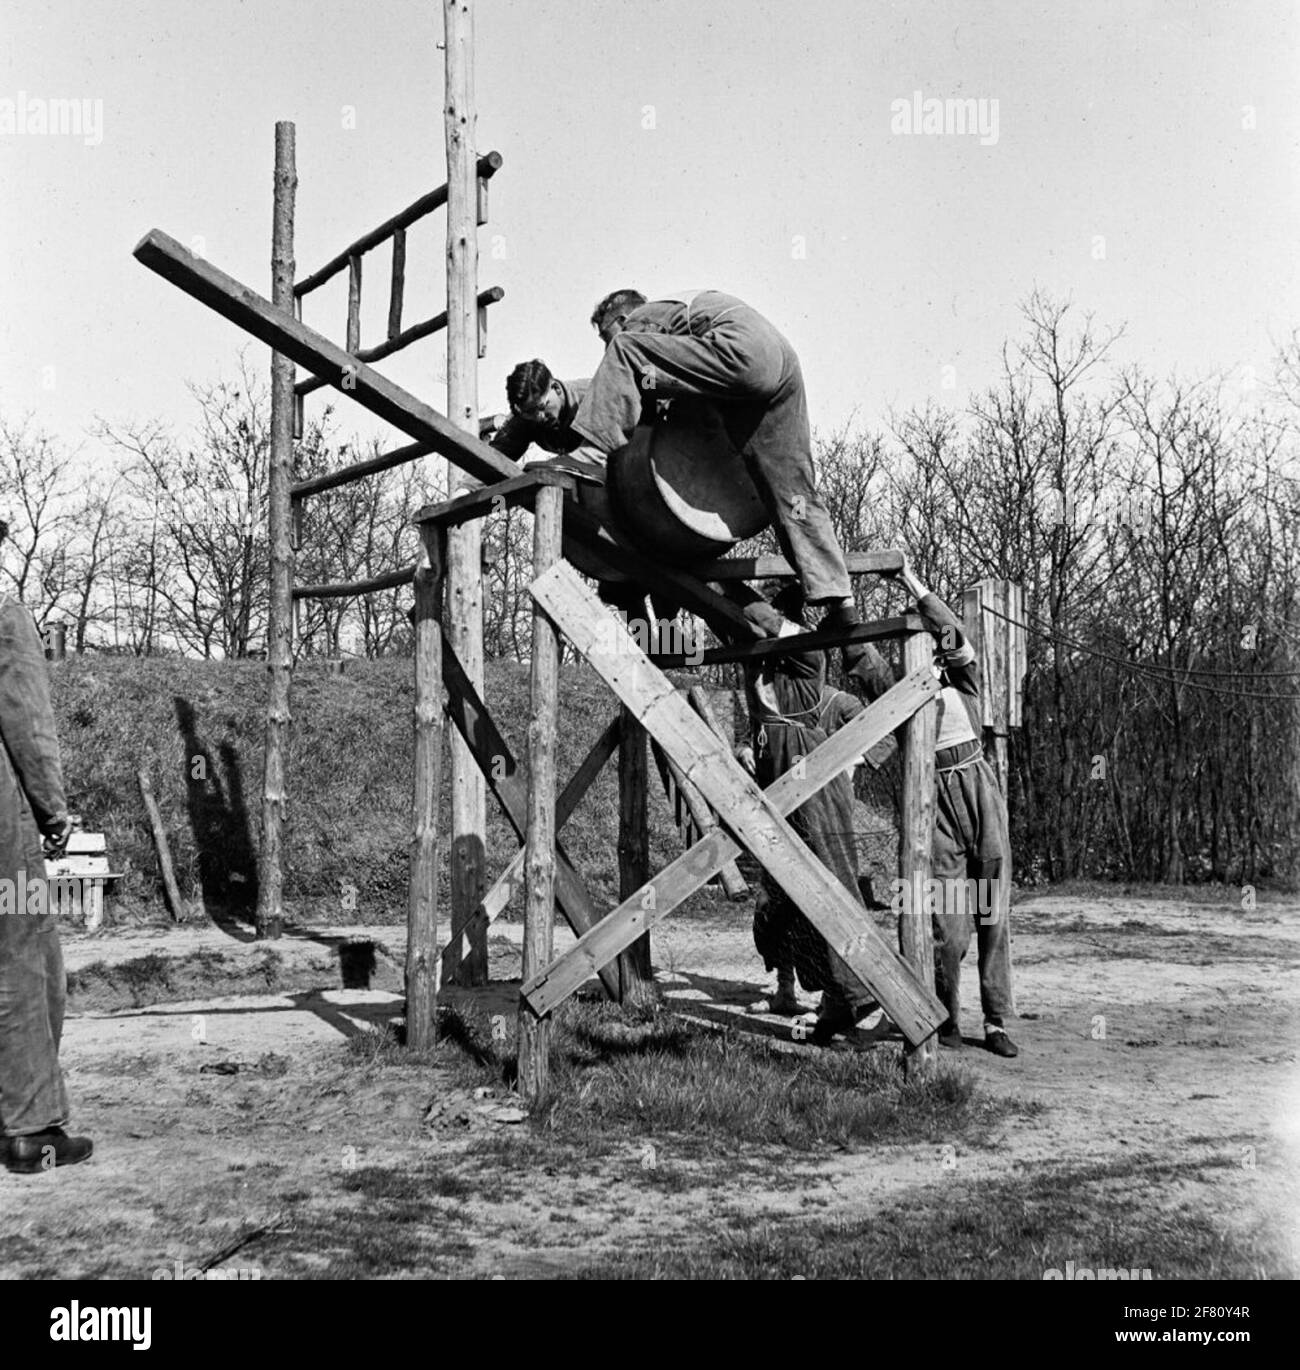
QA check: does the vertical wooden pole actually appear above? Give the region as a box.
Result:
[900,629,938,1078]
[441,0,488,986]
[519,486,564,1103]
[408,534,446,1051]
[617,708,656,1004]
[256,120,296,942]
[615,597,655,1006]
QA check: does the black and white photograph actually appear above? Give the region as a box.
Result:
[1,0,1296,1319]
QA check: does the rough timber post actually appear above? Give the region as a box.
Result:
[900,628,939,1078]
[256,120,296,942]
[441,0,488,987]
[617,710,655,1004]
[520,485,564,1103]
[615,600,655,1005]
[408,537,446,1051]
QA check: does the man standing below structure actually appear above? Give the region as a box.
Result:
[0,521,92,1173]
[860,559,1019,1059]
[738,584,884,1042]
[571,289,871,660]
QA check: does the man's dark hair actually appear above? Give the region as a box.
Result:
[506,359,554,415]
[768,582,807,625]
[590,289,647,335]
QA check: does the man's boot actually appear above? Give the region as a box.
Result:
[5,1127,94,1174]
[769,968,800,1016]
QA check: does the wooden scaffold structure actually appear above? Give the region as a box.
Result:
[133,0,1030,1102]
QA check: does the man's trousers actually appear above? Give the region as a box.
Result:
[928,752,1014,1030]
[572,292,852,603]
[0,904,70,1136]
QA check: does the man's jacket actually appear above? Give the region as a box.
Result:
[0,596,67,886]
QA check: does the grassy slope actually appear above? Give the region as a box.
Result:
[48,656,704,923]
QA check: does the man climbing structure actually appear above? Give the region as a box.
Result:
[571,289,871,661]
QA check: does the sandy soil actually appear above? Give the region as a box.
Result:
[2,889,1296,1279]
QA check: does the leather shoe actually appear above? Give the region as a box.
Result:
[985,1027,1019,1059]
[938,1023,963,1049]
[5,1128,94,1174]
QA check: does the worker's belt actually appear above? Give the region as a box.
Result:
[935,738,982,773]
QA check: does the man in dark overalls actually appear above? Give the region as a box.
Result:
[0,539,92,1172]
[572,290,870,659]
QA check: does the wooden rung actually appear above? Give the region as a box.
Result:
[387,228,406,340]
[346,254,362,354]
[522,564,947,1044]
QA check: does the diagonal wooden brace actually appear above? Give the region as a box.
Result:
[521,663,940,1021]
[438,715,621,973]
[525,564,948,1045]
[439,634,620,1000]
[133,230,752,644]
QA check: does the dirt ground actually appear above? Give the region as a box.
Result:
[3,887,1297,1280]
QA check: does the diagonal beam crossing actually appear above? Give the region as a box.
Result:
[525,564,947,1044]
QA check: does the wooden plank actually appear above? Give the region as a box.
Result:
[900,630,939,1078]
[439,714,621,968]
[650,615,924,668]
[133,230,753,643]
[526,564,945,1042]
[293,150,502,297]
[520,483,563,1100]
[413,469,575,528]
[387,228,406,340]
[437,631,620,1000]
[256,120,297,942]
[137,770,185,922]
[692,549,904,581]
[406,546,445,1051]
[522,661,940,1019]
[686,685,749,898]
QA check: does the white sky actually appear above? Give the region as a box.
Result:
[2,0,1296,460]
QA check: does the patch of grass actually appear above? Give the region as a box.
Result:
[568,1154,1295,1280]
[508,1000,1021,1151]
[346,997,1031,1155]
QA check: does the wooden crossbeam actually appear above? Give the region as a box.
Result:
[693,550,904,581]
[438,635,620,1000]
[650,615,924,668]
[133,230,753,644]
[521,650,941,1023]
[438,714,621,972]
[525,564,946,1044]
[414,469,576,530]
